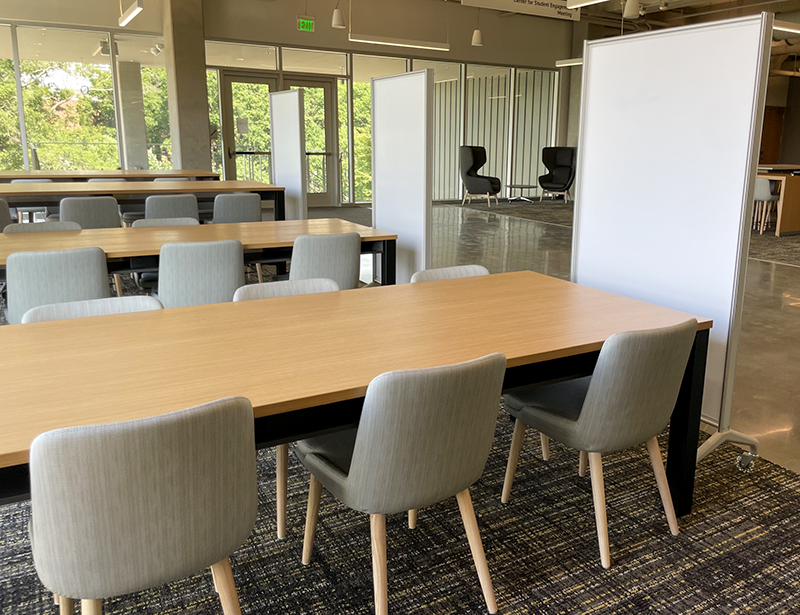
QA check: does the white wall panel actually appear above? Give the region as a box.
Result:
[270,89,307,221]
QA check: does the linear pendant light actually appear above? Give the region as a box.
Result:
[566,0,606,9]
[774,20,800,35]
[119,0,144,27]
[348,33,450,52]
[555,57,583,67]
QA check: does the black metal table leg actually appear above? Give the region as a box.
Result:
[380,239,396,285]
[666,328,709,517]
[270,191,286,221]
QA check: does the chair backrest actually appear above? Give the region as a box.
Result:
[4,221,81,233]
[233,278,339,302]
[460,146,487,180]
[343,353,506,513]
[87,177,127,183]
[6,247,110,325]
[154,177,193,182]
[410,265,489,284]
[289,232,361,290]
[157,240,244,308]
[211,193,262,224]
[0,198,13,230]
[132,217,200,228]
[145,194,199,220]
[10,178,53,183]
[575,319,698,452]
[60,196,121,229]
[540,147,576,189]
[29,397,257,599]
[753,178,775,202]
[22,296,163,324]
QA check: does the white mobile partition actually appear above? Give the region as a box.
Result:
[572,15,771,444]
[270,89,307,220]
[372,69,433,284]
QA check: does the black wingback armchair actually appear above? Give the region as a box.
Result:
[460,146,501,207]
[538,147,576,201]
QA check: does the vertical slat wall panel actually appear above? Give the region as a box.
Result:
[431,79,461,201]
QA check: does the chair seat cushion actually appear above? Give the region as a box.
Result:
[504,376,591,450]
[295,428,357,475]
[136,272,159,291]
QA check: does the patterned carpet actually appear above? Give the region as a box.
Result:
[2,410,800,614]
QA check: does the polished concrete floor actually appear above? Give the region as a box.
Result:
[426,206,800,474]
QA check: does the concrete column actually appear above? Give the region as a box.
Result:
[116,61,149,170]
[163,0,212,171]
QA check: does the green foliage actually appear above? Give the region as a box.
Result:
[352,81,372,202]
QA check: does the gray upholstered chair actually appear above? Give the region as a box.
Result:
[22,296,163,324]
[131,217,200,228]
[753,178,781,234]
[30,397,257,615]
[10,178,54,222]
[209,193,261,224]
[154,176,193,181]
[410,265,490,284]
[501,319,697,568]
[232,276,339,539]
[298,354,507,615]
[87,177,127,183]
[60,197,121,229]
[145,194,199,221]
[5,247,110,325]
[155,240,244,308]
[4,221,81,233]
[290,232,361,291]
[0,198,15,230]
[234,278,339,302]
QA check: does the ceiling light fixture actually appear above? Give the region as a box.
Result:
[348,33,450,52]
[623,0,640,19]
[566,0,606,9]
[555,57,583,67]
[774,20,800,35]
[472,8,483,47]
[119,0,144,27]
[332,0,346,29]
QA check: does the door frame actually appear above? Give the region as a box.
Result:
[282,74,339,208]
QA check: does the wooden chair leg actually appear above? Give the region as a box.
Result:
[461,192,468,206]
[645,436,679,536]
[59,596,74,614]
[113,274,124,297]
[276,443,288,539]
[588,453,611,569]
[578,451,588,477]
[540,432,550,461]
[408,509,417,529]
[456,489,498,614]
[370,514,389,615]
[81,600,102,615]
[54,593,60,605]
[302,474,322,565]
[210,558,242,615]
[501,419,526,503]
[256,263,264,284]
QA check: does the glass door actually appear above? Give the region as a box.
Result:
[284,77,338,207]
[219,72,279,181]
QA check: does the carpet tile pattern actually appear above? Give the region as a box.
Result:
[2,410,800,614]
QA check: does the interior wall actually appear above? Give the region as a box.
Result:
[780,78,800,162]
[202,0,572,68]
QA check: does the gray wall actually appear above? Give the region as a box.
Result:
[780,78,800,163]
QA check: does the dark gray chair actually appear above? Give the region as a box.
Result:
[30,397,257,615]
[297,354,507,615]
[501,319,697,568]
[460,146,501,207]
[5,247,110,325]
[538,147,576,202]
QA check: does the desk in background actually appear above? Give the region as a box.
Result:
[756,173,800,236]
[0,271,710,515]
[0,169,219,182]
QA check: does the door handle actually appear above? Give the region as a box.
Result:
[227,146,235,160]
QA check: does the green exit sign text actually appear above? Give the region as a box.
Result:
[297,15,315,32]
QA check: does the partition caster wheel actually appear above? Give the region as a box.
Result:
[736,452,757,473]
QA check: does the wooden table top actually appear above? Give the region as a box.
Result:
[0,180,282,198]
[0,219,395,264]
[0,169,218,180]
[0,270,711,468]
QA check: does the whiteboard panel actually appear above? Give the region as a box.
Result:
[372,70,433,284]
[572,15,770,424]
[270,90,307,220]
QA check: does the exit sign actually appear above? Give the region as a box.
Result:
[297,15,315,32]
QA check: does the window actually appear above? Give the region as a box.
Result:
[413,60,462,201]
[338,78,350,202]
[282,48,347,76]
[466,65,512,197]
[205,41,277,71]
[512,69,557,199]
[206,69,223,175]
[115,34,171,169]
[0,25,22,170]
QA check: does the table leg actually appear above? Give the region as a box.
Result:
[272,191,286,221]
[380,240,396,286]
[666,328,709,517]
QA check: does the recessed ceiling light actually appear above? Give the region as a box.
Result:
[236,57,245,61]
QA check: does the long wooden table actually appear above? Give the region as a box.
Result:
[0,271,710,515]
[757,173,800,236]
[0,180,287,220]
[0,169,219,182]
[0,219,397,284]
